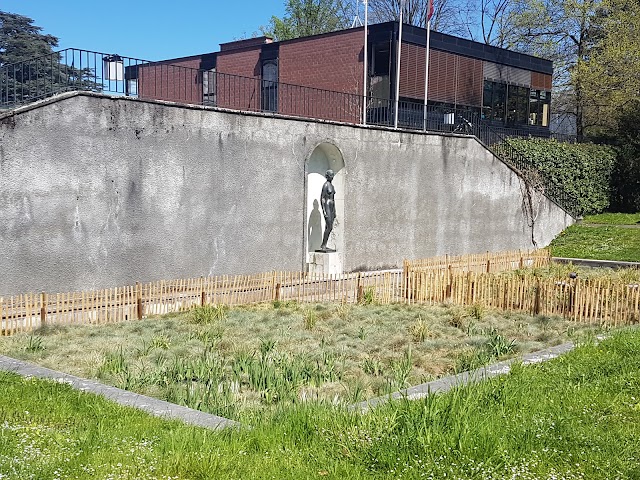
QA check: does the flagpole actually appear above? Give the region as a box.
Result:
[394,0,404,129]
[422,18,431,131]
[362,0,368,125]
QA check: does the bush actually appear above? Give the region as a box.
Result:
[505,138,617,215]
[610,103,640,212]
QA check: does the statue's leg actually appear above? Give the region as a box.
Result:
[320,223,333,250]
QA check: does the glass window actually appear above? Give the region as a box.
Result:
[261,61,278,112]
[528,90,551,127]
[493,83,505,122]
[372,44,390,76]
[529,89,539,125]
[517,87,529,124]
[541,91,550,127]
[203,68,216,106]
[482,82,493,120]
[506,85,530,125]
[483,80,506,123]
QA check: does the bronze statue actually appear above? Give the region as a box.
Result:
[319,169,336,252]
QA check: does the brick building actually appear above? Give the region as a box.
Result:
[130,21,553,133]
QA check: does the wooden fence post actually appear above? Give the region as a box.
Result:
[402,260,409,299]
[567,277,575,314]
[40,292,47,326]
[533,279,541,315]
[200,276,206,306]
[271,271,278,301]
[136,282,143,320]
[356,273,363,303]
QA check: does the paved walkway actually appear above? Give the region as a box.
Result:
[0,342,579,428]
[0,355,240,430]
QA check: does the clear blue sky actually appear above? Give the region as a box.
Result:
[2,0,287,60]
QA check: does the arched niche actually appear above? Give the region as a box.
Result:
[305,142,345,269]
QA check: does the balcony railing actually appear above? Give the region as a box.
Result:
[0,48,580,216]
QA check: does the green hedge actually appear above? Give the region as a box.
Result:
[505,138,617,216]
[610,104,640,212]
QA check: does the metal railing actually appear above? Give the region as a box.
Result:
[1,47,579,216]
[0,48,149,107]
[476,121,581,216]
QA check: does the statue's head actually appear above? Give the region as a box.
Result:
[325,169,335,181]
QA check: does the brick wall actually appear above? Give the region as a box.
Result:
[216,46,262,78]
[138,57,203,104]
[277,29,365,123]
[216,46,262,110]
[279,29,365,94]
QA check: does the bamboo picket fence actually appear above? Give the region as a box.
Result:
[1,250,638,336]
[403,249,551,275]
[404,270,640,326]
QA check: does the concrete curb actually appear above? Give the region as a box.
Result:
[0,355,240,430]
[552,257,640,269]
[350,342,576,412]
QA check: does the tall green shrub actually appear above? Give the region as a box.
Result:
[610,103,640,212]
[506,138,616,216]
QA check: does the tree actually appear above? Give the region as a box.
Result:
[262,0,350,40]
[576,0,640,136]
[611,101,640,212]
[366,0,468,36]
[0,11,97,106]
[459,0,519,46]
[0,11,58,66]
[505,0,604,139]
[1,11,60,106]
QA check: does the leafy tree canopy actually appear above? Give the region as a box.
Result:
[261,0,350,40]
[576,0,640,136]
[1,11,99,107]
[0,11,58,66]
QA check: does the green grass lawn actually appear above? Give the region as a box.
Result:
[1,329,639,479]
[0,301,601,422]
[583,212,640,225]
[549,224,640,262]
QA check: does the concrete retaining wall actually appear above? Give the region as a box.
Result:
[0,92,573,294]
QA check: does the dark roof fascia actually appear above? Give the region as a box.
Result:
[219,36,273,51]
[216,43,263,56]
[369,21,552,75]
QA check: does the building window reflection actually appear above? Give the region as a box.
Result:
[483,80,550,127]
[529,89,550,127]
[483,81,506,123]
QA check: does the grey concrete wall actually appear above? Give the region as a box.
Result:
[0,92,573,294]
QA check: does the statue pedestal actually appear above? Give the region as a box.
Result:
[308,251,342,275]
